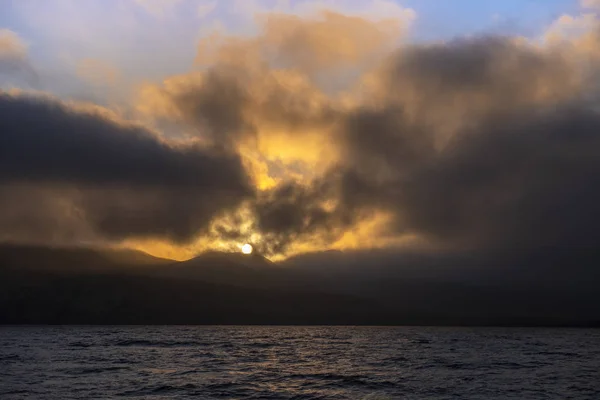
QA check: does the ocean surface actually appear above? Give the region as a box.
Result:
[0,326,599,399]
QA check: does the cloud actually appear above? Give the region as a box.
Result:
[338,33,600,254]
[258,10,404,76]
[0,29,28,62]
[132,9,411,255]
[139,9,409,154]
[249,175,357,254]
[0,91,252,244]
[7,0,415,108]
[396,105,600,250]
[0,184,94,246]
[4,4,600,261]
[0,29,37,85]
[323,34,600,253]
[581,0,600,9]
[132,7,600,258]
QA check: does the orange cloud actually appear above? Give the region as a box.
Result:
[0,29,28,62]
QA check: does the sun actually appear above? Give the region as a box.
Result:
[241,243,253,254]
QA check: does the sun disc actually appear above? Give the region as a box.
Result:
[241,243,253,254]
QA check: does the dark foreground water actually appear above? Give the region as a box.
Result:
[0,327,599,399]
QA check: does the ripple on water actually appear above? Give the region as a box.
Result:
[0,326,599,399]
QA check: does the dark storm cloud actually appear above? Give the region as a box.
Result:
[385,36,578,107]
[0,92,253,243]
[80,186,249,242]
[399,106,600,250]
[244,36,600,254]
[0,92,247,189]
[322,36,600,252]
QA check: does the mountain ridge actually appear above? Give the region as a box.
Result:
[1,243,599,326]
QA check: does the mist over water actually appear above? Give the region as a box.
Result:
[1,326,598,399]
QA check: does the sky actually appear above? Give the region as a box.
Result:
[2,0,600,261]
[0,1,582,86]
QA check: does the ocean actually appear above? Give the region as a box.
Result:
[0,326,598,399]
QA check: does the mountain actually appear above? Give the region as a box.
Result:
[0,244,376,325]
[149,251,279,287]
[1,243,599,326]
[281,248,600,326]
[0,243,170,274]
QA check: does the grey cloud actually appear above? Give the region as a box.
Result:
[399,106,600,250]
[266,36,600,254]
[0,92,253,243]
[170,69,250,145]
[386,36,578,107]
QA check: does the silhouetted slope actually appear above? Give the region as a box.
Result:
[281,247,600,326]
[1,244,600,326]
[0,244,376,325]
[0,269,374,325]
[149,251,282,287]
[0,243,171,276]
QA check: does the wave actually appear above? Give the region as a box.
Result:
[114,339,207,347]
[69,341,94,348]
[151,383,198,393]
[72,366,130,375]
